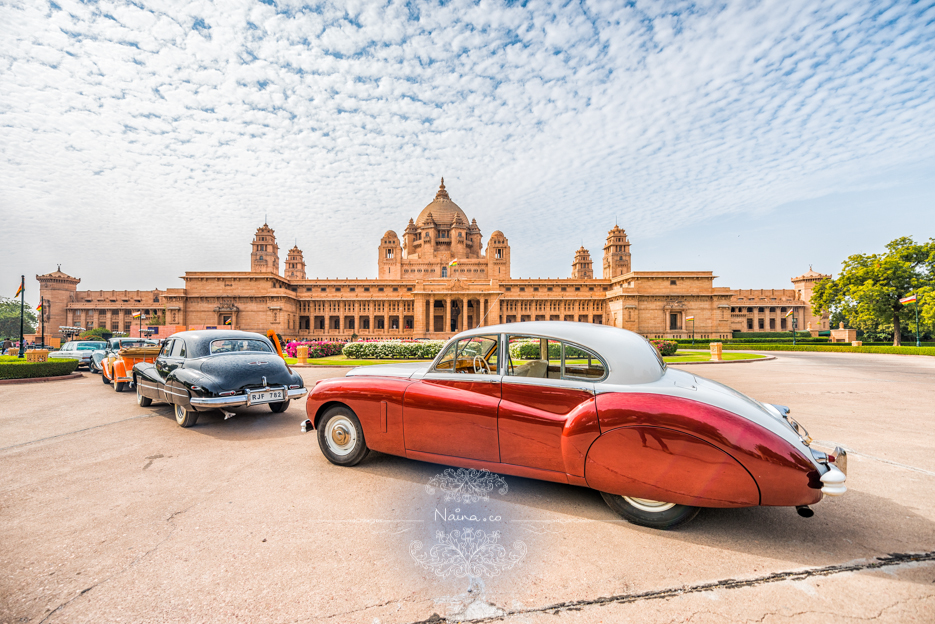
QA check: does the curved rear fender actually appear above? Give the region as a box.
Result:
[306,377,414,456]
[133,362,159,383]
[595,393,821,507]
[586,426,760,507]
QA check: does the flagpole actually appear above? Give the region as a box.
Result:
[41,299,46,349]
[916,293,921,348]
[18,275,25,358]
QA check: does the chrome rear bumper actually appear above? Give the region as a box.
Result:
[190,386,308,408]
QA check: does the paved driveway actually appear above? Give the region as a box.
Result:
[0,353,933,623]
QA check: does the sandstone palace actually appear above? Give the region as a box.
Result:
[37,179,830,343]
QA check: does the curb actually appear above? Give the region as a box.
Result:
[0,371,85,385]
[668,355,776,366]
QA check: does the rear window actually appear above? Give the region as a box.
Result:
[77,342,104,350]
[209,339,272,354]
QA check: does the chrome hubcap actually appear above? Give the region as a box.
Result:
[623,496,676,513]
[325,416,357,456]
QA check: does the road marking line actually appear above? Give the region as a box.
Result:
[0,414,155,452]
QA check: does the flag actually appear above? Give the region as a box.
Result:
[14,281,23,297]
[785,309,794,317]
[685,316,694,321]
[35,302,43,312]
[224,318,232,325]
[448,259,458,267]
[899,294,917,305]
[132,311,142,318]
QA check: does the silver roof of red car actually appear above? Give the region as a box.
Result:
[450,321,666,385]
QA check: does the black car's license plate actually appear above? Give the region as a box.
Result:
[248,389,284,405]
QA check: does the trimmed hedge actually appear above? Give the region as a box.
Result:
[720,344,935,356]
[0,358,80,379]
[509,339,562,360]
[732,332,812,338]
[342,340,445,359]
[677,338,830,345]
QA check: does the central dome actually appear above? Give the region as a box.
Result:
[416,178,468,227]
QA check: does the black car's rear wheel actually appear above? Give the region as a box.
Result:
[136,380,152,407]
[268,400,290,413]
[174,403,198,428]
[317,405,368,466]
[600,492,700,529]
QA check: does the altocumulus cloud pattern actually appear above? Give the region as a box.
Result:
[1,0,934,286]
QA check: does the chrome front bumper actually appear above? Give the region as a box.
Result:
[820,446,848,496]
[189,386,308,408]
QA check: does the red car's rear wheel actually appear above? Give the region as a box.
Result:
[600,492,700,529]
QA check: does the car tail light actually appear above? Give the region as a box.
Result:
[289,384,300,389]
[219,390,237,396]
[827,455,835,463]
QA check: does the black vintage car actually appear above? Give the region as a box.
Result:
[133,330,308,427]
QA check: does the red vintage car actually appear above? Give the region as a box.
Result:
[302,322,847,528]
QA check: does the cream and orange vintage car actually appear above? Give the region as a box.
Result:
[102,340,161,392]
[302,322,848,529]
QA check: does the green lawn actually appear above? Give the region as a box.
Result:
[664,352,767,363]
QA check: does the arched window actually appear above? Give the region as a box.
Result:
[441,267,448,277]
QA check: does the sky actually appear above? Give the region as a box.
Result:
[1,0,934,307]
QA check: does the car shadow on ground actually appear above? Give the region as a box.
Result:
[150,405,304,441]
[350,451,935,572]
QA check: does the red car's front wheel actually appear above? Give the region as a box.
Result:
[317,406,369,466]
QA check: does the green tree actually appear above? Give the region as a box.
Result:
[0,296,37,339]
[79,327,112,340]
[811,237,935,346]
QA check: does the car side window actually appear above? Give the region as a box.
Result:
[506,336,561,379]
[160,339,174,357]
[563,342,606,380]
[434,336,499,374]
[171,340,185,358]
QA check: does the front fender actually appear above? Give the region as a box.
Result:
[306,376,413,456]
[133,362,161,383]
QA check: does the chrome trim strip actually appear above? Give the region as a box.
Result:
[164,389,189,398]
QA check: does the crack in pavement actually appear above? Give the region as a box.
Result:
[0,414,156,453]
[813,440,935,477]
[406,551,935,623]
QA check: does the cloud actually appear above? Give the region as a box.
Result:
[0,0,934,295]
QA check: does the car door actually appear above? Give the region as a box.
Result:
[153,339,181,402]
[403,334,502,463]
[498,335,602,474]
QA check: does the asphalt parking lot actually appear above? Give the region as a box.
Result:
[1,353,934,623]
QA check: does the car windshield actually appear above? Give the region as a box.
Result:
[77,342,104,350]
[209,339,272,354]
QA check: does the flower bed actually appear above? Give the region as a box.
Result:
[650,340,678,356]
[342,340,445,359]
[284,341,346,359]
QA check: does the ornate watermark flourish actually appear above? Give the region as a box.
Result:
[425,468,509,503]
[410,528,527,579]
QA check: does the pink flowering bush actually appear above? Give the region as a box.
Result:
[285,341,346,359]
[650,340,678,356]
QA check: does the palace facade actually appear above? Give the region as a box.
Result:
[37,179,830,343]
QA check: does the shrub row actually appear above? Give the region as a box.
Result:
[284,341,346,358]
[731,332,814,338]
[0,358,80,379]
[509,339,562,360]
[676,338,830,345]
[720,344,935,356]
[342,340,445,359]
